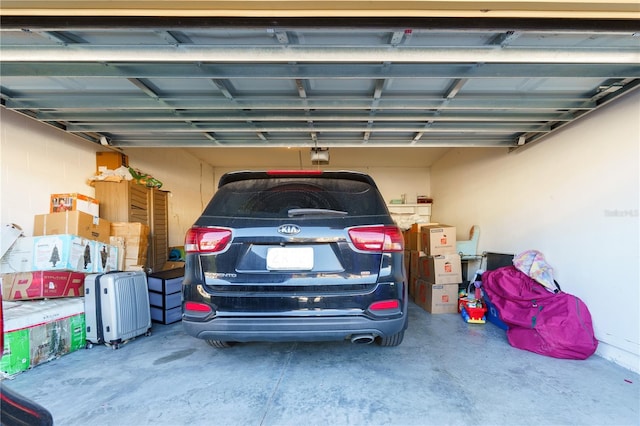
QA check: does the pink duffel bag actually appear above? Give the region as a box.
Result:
[482,266,598,360]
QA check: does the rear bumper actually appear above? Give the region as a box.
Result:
[182,314,407,343]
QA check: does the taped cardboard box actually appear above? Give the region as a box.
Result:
[109,236,126,271]
[1,271,85,301]
[96,151,129,172]
[417,253,462,285]
[420,224,457,256]
[1,298,85,377]
[34,211,111,244]
[111,222,149,270]
[50,193,99,217]
[423,280,459,314]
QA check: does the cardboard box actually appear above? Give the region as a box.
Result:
[94,241,119,273]
[34,211,111,244]
[417,253,462,285]
[111,222,150,270]
[109,236,126,271]
[403,250,411,277]
[96,151,129,172]
[50,193,99,217]
[409,276,419,301]
[1,235,118,274]
[402,230,410,249]
[424,281,459,314]
[0,237,34,273]
[414,279,428,308]
[407,230,422,252]
[1,298,85,377]
[1,271,85,301]
[1,223,23,259]
[420,224,457,256]
[409,250,420,285]
[33,235,96,273]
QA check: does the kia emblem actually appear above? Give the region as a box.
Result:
[278,224,301,235]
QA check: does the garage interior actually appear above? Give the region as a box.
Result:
[1,1,639,425]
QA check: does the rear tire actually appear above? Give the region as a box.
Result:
[206,340,235,348]
[376,330,404,347]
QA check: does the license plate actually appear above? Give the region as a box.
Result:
[266,247,314,271]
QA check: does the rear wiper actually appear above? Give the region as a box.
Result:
[288,208,348,217]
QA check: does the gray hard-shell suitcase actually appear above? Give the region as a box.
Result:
[84,271,152,349]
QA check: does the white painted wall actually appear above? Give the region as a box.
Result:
[0,109,98,232]
[430,91,640,373]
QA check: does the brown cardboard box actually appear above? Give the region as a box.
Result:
[111,222,150,270]
[408,276,419,300]
[34,211,111,244]
[402,230,410,249]
[50,193,99,217]
[425,281,459,314]
[96,151,129,172]
[407,231,422,252]
[417,253,462,284]
[109,236,126,271]
[1,271,85,301]
[409,250,420,285]
[420,224,457,255]
[415,279,428,308]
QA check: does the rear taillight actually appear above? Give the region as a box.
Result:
[348,225,404,252]
[369,300,400,311]
[184,302,213,314]
[185,227,232,253]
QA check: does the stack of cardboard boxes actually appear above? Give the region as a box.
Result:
[406,223,462,314]
[2,194,118,279]
[0,188,150,377]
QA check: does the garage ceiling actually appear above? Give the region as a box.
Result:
[1,16,639,152]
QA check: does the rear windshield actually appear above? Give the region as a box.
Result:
[202,177,389,218]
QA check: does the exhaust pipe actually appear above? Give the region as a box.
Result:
[350,334,375,344]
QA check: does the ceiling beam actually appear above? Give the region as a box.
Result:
[4,96,597,110]
[34,111,573,122]
[105,138,515,148]
[4,63,639,79]
[2,45,639,64]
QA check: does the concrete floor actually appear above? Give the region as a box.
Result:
[2,301,639,426]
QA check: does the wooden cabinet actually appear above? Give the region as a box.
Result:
[149,188,168,273]
[95,181,149,225]
[94,181,168,272]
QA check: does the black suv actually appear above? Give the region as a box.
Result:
[182,170,408,347]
